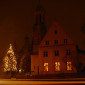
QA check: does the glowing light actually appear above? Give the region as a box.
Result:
[19,69,22,73]
[67,62,72,70]
[3,44,17,72]
[44,63,48,71]
[55,62,60,71]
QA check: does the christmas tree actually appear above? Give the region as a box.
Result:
[3,44,17,72]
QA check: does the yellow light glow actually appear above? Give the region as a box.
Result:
[3,44,17,72]
[67,62,72,70]
[44,63,48,71]
[19,69,22,73]
[55,62,60,71]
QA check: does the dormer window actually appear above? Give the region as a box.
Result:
[64,39,67,44]
[46,41,49,45]
[54,30,57,34]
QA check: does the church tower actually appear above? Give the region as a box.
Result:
[32,4,47,54]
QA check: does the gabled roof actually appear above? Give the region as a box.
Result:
[40,21,75,46]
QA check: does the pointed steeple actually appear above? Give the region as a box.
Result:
[35,5,45,24]
[36,0,44,12]
[32,1,47,54]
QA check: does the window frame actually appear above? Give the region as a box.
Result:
[45,41,49,45]
[55,50,59,56]
[66,50,70,55]
[67,61,72,71]
[55,62,60,71]
[64,39,67,44]
[54,30,57,34]
[44,51,48,57]
[54,40,58,45]
[44,63,48,71]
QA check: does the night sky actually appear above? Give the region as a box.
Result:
[0,0,85,59]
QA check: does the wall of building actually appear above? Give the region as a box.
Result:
[38,21,78,75]
[31,21,78,75]
[39,45,77,75]
[31,55,39,75]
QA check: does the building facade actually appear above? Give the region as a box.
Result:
[31,21,78,75]
[38,22,78,75]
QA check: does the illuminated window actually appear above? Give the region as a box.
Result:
[44,63,48,71]
[67,62,72,70]
[55,62,60,71]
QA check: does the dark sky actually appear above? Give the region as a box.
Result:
[0,0,85,59]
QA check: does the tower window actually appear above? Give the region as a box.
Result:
[55,50,59,56]
[44,51,48,57]
[54,40,58,44]
[54,30,57,34]
[55,62,60,71]
[64,39,67,44]
[46,41,49,45]
[44,63,48,71]
[67,62,72,70]
[66,50,70,55]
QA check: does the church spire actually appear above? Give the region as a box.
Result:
[32,2,47,54]
[34,0,45,25]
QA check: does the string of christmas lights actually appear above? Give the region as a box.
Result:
[3,44,17,72]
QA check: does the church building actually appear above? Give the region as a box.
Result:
[31,4,78,75]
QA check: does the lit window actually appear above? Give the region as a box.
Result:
[44,51,48,57]
[55,50,59,56]
[54,40,58,44]
[44,63,48,71]
[67,62,72,70]
[55,62,60,71]
[64,39,67,44]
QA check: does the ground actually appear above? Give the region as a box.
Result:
[0,78,85,84]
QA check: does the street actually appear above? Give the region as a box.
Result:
[0,78,85,84]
